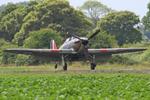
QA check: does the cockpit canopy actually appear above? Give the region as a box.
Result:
[65,37,88,43]
[64,37,76,43]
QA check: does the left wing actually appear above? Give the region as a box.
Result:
[4,48,76,57]
[88,48,146,55]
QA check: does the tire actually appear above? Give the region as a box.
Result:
[55,64,58,69]
[63,63,67,71]
[91,63,96,70]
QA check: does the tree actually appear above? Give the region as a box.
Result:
[90,31,118,48]
[0,4,6,14]
[142,2,150,31]
[0,3,17,19]
[24,28,62,48]
[13,0,91,46]
[142,2,150,40]
[80,0,111,25]
[0,2,34,42]
[134,23,149,41]
[98,11,142,46]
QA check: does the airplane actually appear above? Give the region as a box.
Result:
[4,29,146,71]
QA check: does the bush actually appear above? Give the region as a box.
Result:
[140,47,150,62]
[15,55,30,66]
[121,42,149,64]
[0,39,17,65]
[24,28,62,48]
[109,55,138,65]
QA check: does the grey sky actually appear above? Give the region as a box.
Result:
[0,0,149,18]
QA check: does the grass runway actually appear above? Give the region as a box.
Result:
[0,64,150,99]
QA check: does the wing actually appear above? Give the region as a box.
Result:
[88,48,146,55]
[4,48,76,57]
[4,48,146,57]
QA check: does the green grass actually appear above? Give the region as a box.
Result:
[0,65,150,100]
[0,73,150,99]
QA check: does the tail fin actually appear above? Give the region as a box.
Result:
[50,40,58,49]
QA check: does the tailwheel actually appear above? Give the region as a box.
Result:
[63,63,67,71]
[90,63,96,70]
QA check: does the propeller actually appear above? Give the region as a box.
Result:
[85,29,101,59]
[68,29,101,59]
[88,29,101,40]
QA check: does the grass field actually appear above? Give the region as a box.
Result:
[0,64,150,100]
[1,63,150,74]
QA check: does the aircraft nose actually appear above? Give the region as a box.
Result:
[82,40,89,45]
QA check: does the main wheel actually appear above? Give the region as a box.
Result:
[54,64,58,69]
[90,63,96,70]
[63,63,67,71]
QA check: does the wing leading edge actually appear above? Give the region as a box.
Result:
[4,48,76,57]
[88,48,146,54]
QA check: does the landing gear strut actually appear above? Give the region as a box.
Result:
[90,55,96,70]
[63,63,67,71]
[62,55,68,71]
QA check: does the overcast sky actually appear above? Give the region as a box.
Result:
[0,0,149,18]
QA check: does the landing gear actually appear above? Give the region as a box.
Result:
[90,63,96,70]
[90,55,96,70]
[54,64,58,69]
[63,63,67,71]
[62,55,68,71]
